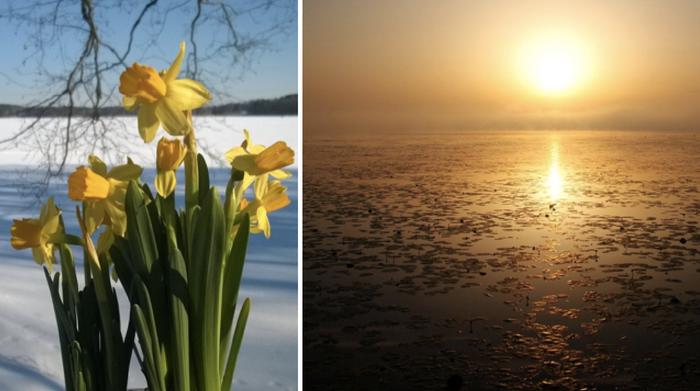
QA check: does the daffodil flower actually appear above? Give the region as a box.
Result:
[10,197,61,270]
[225,129,294,192]
[155,137,187,197]
[68,155,142,236]
[239,178,291,238]
[228,137,294,177]
[119,42,211,143]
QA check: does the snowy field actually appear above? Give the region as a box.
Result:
[0,116,298,390]
[0,116,299,169]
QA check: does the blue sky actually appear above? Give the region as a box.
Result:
[0,1,297,105]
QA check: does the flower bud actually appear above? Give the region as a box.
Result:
[156,137,187,171]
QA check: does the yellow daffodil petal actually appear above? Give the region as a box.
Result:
[84,201,105,234]
[270,169,292,180]
[166,78,211,110]
[40,211,61,240]
[163,41,186,83]
[248,144,265,154]
[225,130,268,163]
[32,245,54,271]
[243,130,265,153]
[254,175,269,199]
[88,155,108,176]
[225,146,247,163]
[156,137,186,171]
[256,206,271,239]
[39,196,59,226]
[156,96,189,136]
[68,167,111,201]
[104,179,128,236]
[105,199,127,237]
[155,170,177,198]
[138,103,160,143]
[108,158,143,181]
[123,96,138,111]
[239,173,256,194]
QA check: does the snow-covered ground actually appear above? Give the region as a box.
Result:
[0,116,298,168]
[0,117,298,390]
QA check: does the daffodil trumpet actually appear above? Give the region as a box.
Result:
[67,155,142,237]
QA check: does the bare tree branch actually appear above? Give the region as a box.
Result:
[0,0,296,198]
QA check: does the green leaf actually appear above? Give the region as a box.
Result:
[184,206,200,272]
[86,246,125,391]
[133,304,161,391]
[166,225,190,391]
[190,187,226,391]
[125,181,159,275]
[197,153,210,206]
[222,298,251,391]
[121,319,136,387]
[134,277,166,390]
[220,213,250,357]
[109,238,136,294]
[156,191,177,227]
[58,244,79,334]
[70,341,87,391]
[77,282,100,390]
[44,268,75,391]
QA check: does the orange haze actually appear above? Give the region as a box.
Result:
[304,0,700,136]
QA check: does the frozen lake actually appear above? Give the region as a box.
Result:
[304,130,700,390]
[0,116,298,391]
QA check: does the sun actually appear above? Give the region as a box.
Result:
[521,38,586,94]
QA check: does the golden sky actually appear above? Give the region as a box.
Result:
[304,0,700,136]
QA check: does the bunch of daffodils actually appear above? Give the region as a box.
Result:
[10,42,294,391]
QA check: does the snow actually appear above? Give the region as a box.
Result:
[0,116,298,168]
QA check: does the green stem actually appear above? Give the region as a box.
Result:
[184,111,199,212]
[224,172,237,243]
[76,206,122,391]
[88,258,121,391]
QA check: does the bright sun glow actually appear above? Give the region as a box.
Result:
[522,37,586,94]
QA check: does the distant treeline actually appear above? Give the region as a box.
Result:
[0,94,297,117]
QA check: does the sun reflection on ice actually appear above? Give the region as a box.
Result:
[547,140,564,200]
